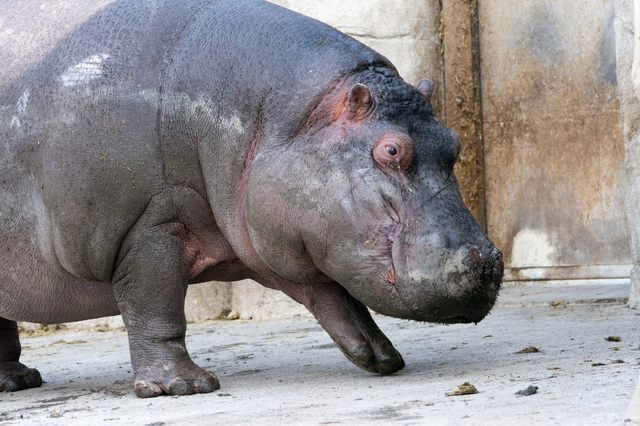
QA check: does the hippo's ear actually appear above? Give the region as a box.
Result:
[417,79,435,103]
[348,83,374,120]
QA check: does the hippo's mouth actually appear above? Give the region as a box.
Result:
[385,221,403,285]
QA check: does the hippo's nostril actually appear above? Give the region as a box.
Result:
[469,246,482,267]
[490,247,503,263]
[492,260,504,284]
[479,247,504,286]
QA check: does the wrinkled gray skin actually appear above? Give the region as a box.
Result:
[0,0,503,397]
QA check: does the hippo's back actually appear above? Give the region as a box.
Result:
[1,0,393,193]
[0,0,392,117]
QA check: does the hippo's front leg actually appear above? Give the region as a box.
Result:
[113,193,219,398]
[263,279,405,374]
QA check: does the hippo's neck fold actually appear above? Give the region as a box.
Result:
[233,106,272,276]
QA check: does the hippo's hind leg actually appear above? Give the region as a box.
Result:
[0,318,42,391]
[263,279,405,375]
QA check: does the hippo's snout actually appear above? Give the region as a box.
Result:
[390,233,503,324]
[444,244,503,323]
[464,245,504,290]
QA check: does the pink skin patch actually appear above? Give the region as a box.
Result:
[385,268,396,285]
[470,247,482,267]
[189,255,219,279]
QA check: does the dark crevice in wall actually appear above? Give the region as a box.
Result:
[472,0,488,232]
[440,0,486,230]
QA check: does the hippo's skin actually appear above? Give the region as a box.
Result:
[0,0,503,397]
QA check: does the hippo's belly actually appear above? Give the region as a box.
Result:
[0,268,120,324]
[0,179,120,323]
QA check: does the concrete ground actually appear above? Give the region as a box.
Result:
[1,283,639,425]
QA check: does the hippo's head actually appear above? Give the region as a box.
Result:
[245,68,503,324]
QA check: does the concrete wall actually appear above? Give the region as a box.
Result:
[480,0,629,282]
[616,0,640,310]
[607,2,639,418]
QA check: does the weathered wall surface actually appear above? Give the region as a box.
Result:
[441,0,485,226]
[615,0,640,309]
[480,0,630,281]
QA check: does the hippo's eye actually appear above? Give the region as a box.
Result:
[372,136,414,173]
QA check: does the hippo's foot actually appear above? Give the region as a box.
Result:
[0,361,43,392]
[133,360,220,398]
[261,279,405,375]
[339,334,405,375]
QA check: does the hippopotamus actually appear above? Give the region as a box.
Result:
[0,0,503,398]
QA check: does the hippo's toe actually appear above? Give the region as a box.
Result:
[0,361,43,392]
